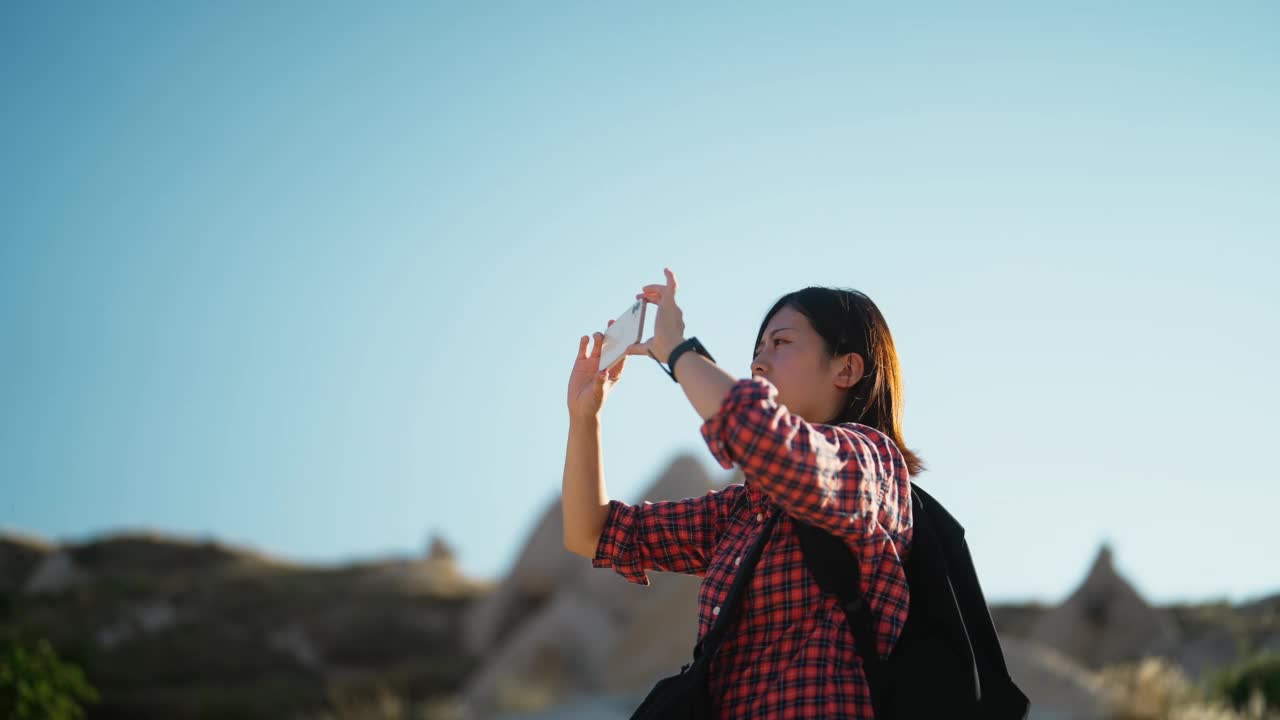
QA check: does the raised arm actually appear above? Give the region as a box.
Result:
[697,374,912,545]
[562,414,611,558]
[562,323,632,558]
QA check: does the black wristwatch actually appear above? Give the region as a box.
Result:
[650,336,716,383]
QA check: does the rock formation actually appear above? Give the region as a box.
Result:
[458,452,728,717]
[1031,544,1182,669]
[24,549,87,594]
[428,533,457,564]
[0,529,54,592]
[1000,635,1111,719]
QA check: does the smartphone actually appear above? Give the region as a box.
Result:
[599,300,648,372]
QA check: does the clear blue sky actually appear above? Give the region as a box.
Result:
[2,2,1276,605]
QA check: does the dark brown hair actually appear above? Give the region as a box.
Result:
[754,287,925,477]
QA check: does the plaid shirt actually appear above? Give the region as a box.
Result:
[593,376,913,719]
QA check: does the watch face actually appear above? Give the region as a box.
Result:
[691,338,713,361]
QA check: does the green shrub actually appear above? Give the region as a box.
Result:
[1208,652,1280,713]
[0,636,100,720]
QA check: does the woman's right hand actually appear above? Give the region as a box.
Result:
[567,319,627,420]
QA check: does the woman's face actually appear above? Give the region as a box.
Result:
[751,306,863,425]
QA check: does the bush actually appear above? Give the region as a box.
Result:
[1209,652,1280,714]
[0,636,100,720]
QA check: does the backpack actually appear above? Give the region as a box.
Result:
[793,484,1031,719]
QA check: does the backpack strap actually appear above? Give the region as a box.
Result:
[792,517,884,715]
[692,507,782,663]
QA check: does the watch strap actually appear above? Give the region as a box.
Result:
[663,337,715,383]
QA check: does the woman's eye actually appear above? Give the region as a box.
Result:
[753,339,786,358]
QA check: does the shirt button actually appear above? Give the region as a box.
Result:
[713,606,721,616]
[735,556,741,566]
[756,513,764,522]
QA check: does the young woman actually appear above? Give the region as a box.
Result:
[562,268,923,718]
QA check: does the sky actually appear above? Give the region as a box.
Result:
[2,2,1277,606]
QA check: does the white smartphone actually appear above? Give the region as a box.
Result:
[599,300,648,372]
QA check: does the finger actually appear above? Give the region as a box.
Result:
[578,335,589,359]
[606,351,627,376]
[625,337,655,356]
[591,331,604,357]
[665,267,677,294]
[597,356,619,378]
[637,288,664,304]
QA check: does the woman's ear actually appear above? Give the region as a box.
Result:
[834,352,865,389]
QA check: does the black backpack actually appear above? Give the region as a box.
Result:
[793,484,1031,719]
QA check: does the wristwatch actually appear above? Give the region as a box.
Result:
[650,336,716,383]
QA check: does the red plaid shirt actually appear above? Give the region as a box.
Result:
[593,376,914,719]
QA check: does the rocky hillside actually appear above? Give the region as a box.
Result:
[5,457,1277,720]
[1,528,490,719]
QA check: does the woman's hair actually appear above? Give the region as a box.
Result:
[754,287,926,477]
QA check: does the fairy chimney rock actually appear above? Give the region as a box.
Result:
[1030,543,1181,669]
[427,533,457,564]
[460,452,721,714]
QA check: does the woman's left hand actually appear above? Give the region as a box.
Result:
[626,267,686,364]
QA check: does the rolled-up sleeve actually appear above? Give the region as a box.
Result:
[592,486,739,585]
[699,377,911,547]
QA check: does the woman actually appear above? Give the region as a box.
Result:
[562,268,923,718]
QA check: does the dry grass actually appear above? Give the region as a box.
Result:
[303,685,465,720]
[1100,657,1278,720]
